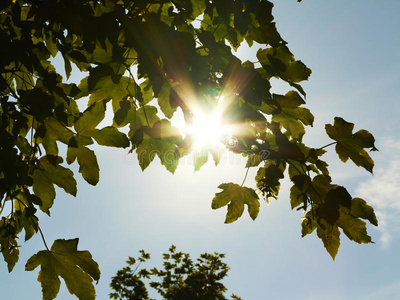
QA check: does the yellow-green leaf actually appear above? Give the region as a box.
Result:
[32,169,56,215]
[91,127,129,148]
[272,91,314,139]
[212,183,260,223]
[39,156,77,197]
[316,219,340,260]
[337,207,373,244]
[325,117,377,173]
[351,197,378,226]
[25,238,100,300]
[77,146,100,185]
[136,136,179,173]
[74,101,106,135]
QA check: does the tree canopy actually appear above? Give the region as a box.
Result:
[109,246,241,300]
[0,0,378,299]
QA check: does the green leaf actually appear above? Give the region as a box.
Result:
[88,75,143,107]
[113,99,134,127]
[75,101,106,135]
[157,82,177,119]
[316,219,340,260]
[325,117,377,173]
[135,120,180,173]
[13,192,40,241]
[301,211,316,237]
[310,175,337,204]
[317,186,351,226]
[136,136,179,173]
[67,137,79,164]
[189,0,206,19]
[350,197,378,226]
[255,164,284,200]
[45,31,58,57]
[39,156,77,197]
[337,207,373,244]
[25,238,100,300]
[39,117,75,156]
[210,147,223,166]
[139,79,154,105]
[290,174,309,209]
[272,91,314,139]
[0,218,20,272]
[193,150,209,171]
[257,46,311,82]
[76,146,100,185]
[128,106,160,138]
[91,127,130,148]
[212,183,260,223]
[31,156,77,214]
[32,169,56,215]
[62,54,72,79]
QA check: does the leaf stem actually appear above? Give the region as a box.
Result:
[38,226,50,251]
[241,166,250,187]
[14,197,50,251]
[318,141,337,151]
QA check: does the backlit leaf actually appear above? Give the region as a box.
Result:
[212,183,260,223]
[25,238,100,300]
[39,156,77,197]
[91,127,129,148]
[316,219,340,260]
[337,207,372,244]
[32,169,56,215]
[257,46,311,82]
[77,146,100,185]
[351,197,378,226]
[88,74,143,107]
[255,164,284,200]
[325,117,377,173]
[75,101,106,135]
[136,135,179,173]
[272,91,314,139]
[193,150,209,171]
[157,82,177,119]
[39,117,74,156]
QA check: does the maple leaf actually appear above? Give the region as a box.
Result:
[325,117,377,173]
[25,239,100,300]
[212,183,260,223]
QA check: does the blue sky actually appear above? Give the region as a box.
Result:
[1,1,400,299]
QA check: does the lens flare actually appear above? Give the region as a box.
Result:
[184,102,230,150]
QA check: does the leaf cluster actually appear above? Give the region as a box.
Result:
[0,0,379,298]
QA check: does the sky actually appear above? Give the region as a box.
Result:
[1,1,400,299]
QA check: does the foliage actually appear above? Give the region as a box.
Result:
[0,0,378,299]
[109,245,242,300]
[25,238,100,300]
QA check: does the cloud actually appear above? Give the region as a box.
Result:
[355,138,400,248]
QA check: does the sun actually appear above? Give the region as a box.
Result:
[185,108,229,150]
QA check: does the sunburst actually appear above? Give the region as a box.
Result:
[189,111,227,149]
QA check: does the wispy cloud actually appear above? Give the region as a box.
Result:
[355,138,400,248]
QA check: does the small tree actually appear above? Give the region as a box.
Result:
[110,246,242,300]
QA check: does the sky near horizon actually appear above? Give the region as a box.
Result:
[1,1,400,299]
